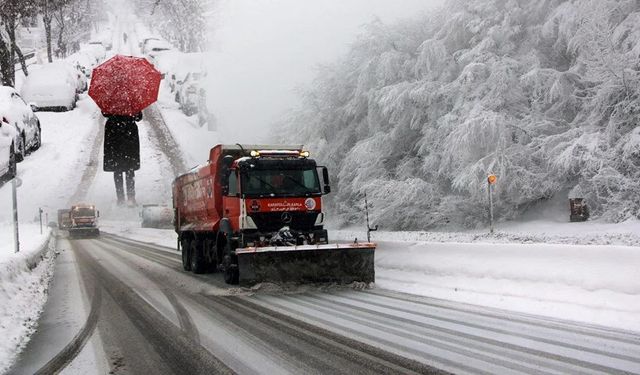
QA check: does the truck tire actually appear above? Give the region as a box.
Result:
[181,237,192,271]
[190,238,207,274]
[222,254,239,285]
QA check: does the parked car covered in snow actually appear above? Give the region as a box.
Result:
[0,116,17,181]
[153,50,184,78]
[0,86,41,161]
[67,51,98,78]
[166,52,206,93]
[56,61,88,93]
[21,64,78,112]
[89,36,112,51]
[81,42,107,63]
[140,37,160,52]
[176,71,206,116]
[140,204,174,228]
[143,39,173,64]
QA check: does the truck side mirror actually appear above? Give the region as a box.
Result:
[220,155,234,195]
[321,166,331,194]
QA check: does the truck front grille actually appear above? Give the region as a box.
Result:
[249,212,319,232]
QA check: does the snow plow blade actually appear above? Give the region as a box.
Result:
[236,243,376,285]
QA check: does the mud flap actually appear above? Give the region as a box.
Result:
[236,243,375,285]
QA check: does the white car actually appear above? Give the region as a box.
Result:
[176,71,207,116]
[140,37,161,52]
[62,62,88,93]
[143,39,173,64]
[0,116,18,181]
[140,204,174,228]
[153,50,183,78]
[167,52,206,93]
[89,36,112,51]
[81,43,107,63]
[0,86,41,161]
[67,51,98,78]
[21,64,78,112]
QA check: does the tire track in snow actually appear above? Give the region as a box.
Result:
[195,294,447,375]
[72,240,233,374]
[67,116,105,205]
[94,237,201,343]
[367,288,640,346]
[33,259,103,375]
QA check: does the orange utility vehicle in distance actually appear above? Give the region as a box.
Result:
[68,203,100,238]
[172,144,376,285]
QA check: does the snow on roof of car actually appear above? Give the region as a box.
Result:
[21,63,77,89]
[145,39,173,50]
[154,50,185,73]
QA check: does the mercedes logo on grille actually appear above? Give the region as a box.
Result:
[281,212,292,224]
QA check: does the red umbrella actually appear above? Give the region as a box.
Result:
[89,55,162,116]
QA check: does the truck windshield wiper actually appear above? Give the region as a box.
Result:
[247,175,277,194]
[282,175,316,195]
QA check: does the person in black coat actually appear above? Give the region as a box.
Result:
[103,113,141,205]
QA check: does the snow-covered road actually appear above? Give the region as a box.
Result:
[10,234,640,374]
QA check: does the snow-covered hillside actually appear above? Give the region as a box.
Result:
[277,0,640,229]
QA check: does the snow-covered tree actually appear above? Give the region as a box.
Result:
[277,0,640,230]
[0,0,37,85]
[133,0,210,52]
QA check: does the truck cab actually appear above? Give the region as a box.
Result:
[68,203,100,238]
[221,148,331,248]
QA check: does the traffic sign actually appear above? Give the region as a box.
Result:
[487,174,497,185]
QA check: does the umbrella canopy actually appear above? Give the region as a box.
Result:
[89,55,161,116]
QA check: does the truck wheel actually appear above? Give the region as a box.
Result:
[181,238,192,271]
[190,239,207,274]
[222,253,239,285]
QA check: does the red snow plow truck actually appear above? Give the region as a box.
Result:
[173,144,375,285]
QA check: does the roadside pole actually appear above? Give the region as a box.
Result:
[39,208,43,234]
[487,174,497,234]
[12,178,20,253]
[364,192,378,242]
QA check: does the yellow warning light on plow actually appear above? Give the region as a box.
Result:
[487,174,497,184]
[300,151,310,158]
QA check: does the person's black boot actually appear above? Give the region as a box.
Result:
[125,170,136,206]
[114,172,125,205]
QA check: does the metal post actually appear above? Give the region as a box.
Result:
[12,179,20,253]
[364,192,378,242]
[39,208,43,234]
[488,184,494,234]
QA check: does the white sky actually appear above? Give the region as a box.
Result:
[205,0,444,143]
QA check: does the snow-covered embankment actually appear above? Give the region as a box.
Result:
[0,225,55,373]
[335,225,640,334]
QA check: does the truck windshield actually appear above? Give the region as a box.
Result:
[242,169,321,197]
[72,208,95,217]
